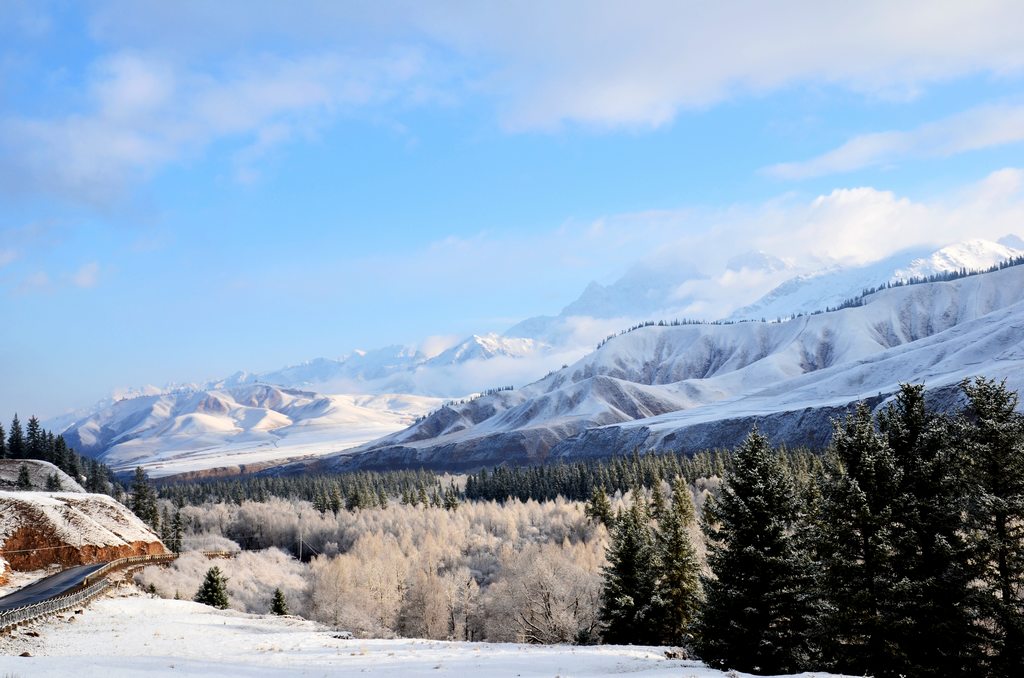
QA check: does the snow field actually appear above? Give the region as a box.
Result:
[0,592,818,677]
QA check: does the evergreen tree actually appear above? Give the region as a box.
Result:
[194,566,230,609]
[696,429,816,674]
[651,476,703,647]
[815,403,901,676]
[169,509,184,554]
[16,463,32,490]
[649,479,667,521]
[7,414,23,458]
[25,415,44,461]
[270,587,288,616]
[877,384,984,677]
[958,378,1024,677]
[0,423,6,459]
[130,466,159,530]
[600,492,659,644]
[585,486,614,526]
[45,472,62,491]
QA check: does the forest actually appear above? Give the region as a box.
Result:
[128,377,1023,676]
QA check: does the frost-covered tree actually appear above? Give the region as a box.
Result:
[697,429,815,674]
[194,566,230,609]
[585,486,613,526]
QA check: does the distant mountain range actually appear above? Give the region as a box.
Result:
[317,259,1024,471]
[52,236,1024,475]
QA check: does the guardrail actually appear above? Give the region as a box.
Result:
[1,550,238,633]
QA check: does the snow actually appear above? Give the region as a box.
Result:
[348,262,1024,464]
[0,491,159,548]
[0,459,85,493]
[59,386,446,477]
[0,593,841,677]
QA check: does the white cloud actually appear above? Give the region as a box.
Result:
[0,249,16,267]
[72,261,100,288]
[767,104,1024,179]
[0,50,422,202]
[86,1,1024,130]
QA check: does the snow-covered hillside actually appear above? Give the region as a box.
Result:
[59,384,444,477]
[0,459,85,492]
[729,238,1023,321]
[323,263,1024,471]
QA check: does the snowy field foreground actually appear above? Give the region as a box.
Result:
[0,591,837,677]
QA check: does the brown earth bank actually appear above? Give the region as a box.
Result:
[0,491,165,577]
[0,525,164,572]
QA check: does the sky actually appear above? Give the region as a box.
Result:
[3,1,1024,419]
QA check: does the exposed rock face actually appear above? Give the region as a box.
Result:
[0,491,165,574]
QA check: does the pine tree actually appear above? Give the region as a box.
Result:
[0,423,6,459]
[958,378,1024,677]
[649,479,667,521]
[815,403,901,676]
[25,415,43,461]
[651,477,703,647]
[270,587,288,616]
[194,566,230,609]
[130,466,159,530]
[600,491,659,644]
[585,486,614,526]
[696,429,816,674]
[169,509,184,554]
[45,472,62,491]
[877,384,984,677]
[16,463,32,490]
[7,415,24,459]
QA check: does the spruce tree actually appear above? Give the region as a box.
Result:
[600,492,659,644]
[25,416,43,460]
[45,472,62,491]
[7,414,23,458]
[815,403,901,676]
[877,384,984,677]
[958,378,1024,677]
[270,587,288,616]
[130,466,159,530]
[651,477,703,647]
[585,486,614,526]
[16,463,32,490]
[194,566,230,609]
[0,423,6,459]
[696,429,815,674]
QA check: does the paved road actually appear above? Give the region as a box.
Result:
[0,563,107,612]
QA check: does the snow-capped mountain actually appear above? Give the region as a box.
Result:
[729,238,1024,321]
[317,262,1024,472]
[52,236,1024,476]
[60,384,444,477]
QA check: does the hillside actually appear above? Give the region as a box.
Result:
[59,384,445,477]
[319,263,1024,471]
[0,490,163,583]
[0,459,85,493]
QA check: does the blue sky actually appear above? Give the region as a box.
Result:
[3,1,1024,418]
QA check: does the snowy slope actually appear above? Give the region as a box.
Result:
[729,238,1023,321]
[0,491,159,551]
[0,459,85,492]
[0,594,837,678]
[59,384,444,477]
[324,264,1024,471]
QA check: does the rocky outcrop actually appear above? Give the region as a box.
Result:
[0,491,164,574]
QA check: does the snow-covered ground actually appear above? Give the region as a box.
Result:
[0,592,834,677]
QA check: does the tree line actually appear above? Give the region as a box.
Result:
[1,413,119,495]
[596,378,1023,677]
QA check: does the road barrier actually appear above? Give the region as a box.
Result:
[1,550,238,633]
